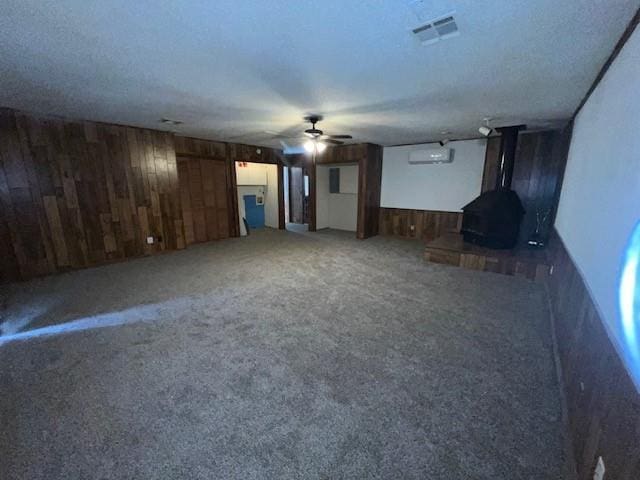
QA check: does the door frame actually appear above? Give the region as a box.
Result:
[284,154,317,231]
[230,157,286,234]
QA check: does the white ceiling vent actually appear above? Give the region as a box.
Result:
[412,13,459,45]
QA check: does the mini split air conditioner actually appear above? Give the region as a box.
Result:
[408,148,452,165]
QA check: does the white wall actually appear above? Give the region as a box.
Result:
[236,162,278,235]
[381,139,486,211]
[555,27,640,387]
[316,164,358,232]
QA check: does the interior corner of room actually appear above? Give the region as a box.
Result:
[1,2,639,480]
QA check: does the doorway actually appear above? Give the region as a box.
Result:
[315,163,358,233]
[235,161,281,236]
[285,166,310,231]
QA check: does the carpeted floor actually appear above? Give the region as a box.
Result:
[0,229,569,479]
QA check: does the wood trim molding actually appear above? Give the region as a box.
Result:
[308,155,317,232]
[226,147,240,238]
[277,163,285,230]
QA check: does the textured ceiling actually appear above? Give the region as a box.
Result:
[0,0,638,148]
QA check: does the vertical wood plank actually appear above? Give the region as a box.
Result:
[0,109,184,282]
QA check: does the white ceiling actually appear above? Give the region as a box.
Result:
[1,0,638,148]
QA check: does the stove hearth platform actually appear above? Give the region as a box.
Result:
[424,233,551,282]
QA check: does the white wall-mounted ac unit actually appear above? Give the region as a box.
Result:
[408,148,453,165]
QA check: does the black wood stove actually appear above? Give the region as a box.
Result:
[461,126,525,249]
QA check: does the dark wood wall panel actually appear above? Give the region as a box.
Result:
[357,144,383,239]
[546,230,640,480]
[379,208,462,242]
[318,143,368,165]
[174,136,284,238]
[480,136,501,193]
[0,108,184,281]
[481,128,571,245]
[177,156,231,245]
[0,112,288,282]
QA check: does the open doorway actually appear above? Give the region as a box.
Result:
[316,163,358,233]
[285,165,310,232]
[235,161,280,236]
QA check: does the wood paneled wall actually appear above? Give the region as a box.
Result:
[174,135,284,238]
[482,128,571,245]
[379,208,462,242]
[0,108,184,282]
[546,230,640,479]
[0,110,287,282]
[318,143,368,165]
[480,136,502,193]
[357,144,383,239]
[177,157,231,245]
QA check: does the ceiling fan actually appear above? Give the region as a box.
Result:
[264,114,353,154]
[303,115,352,143]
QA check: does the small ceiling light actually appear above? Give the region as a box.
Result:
[304,140,315,153]
[304,140,327,154]
[479,117,493,137]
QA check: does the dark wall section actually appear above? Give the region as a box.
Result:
[357,144,383,239]
[547,230,640,479]
[0,109,286,282]
[379,209,462,241]
[481,127,572,246]
[0,108,184,282]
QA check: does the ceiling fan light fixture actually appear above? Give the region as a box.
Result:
[304,140,327,154]
[304,140,315,153]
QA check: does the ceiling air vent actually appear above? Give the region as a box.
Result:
[412,13,459,45]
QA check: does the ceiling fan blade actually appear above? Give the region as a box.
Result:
[324,139,344,145]
[326,134,352,139]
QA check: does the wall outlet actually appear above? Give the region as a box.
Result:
[146,236,154,245]
[594,456,605,480]
[410,225,415,231]
[549,265,554,275]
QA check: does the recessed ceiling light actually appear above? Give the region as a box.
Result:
[160,118,183,126]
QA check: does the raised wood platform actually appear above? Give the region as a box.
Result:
[424,233,551,282]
